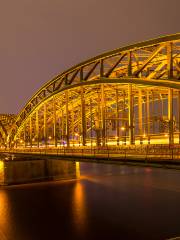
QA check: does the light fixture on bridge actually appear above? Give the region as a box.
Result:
[121,127,125,131]
[48,136,52,140]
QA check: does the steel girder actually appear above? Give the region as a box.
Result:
[7,33,180,145]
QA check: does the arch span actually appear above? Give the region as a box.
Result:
[7,33,180,148]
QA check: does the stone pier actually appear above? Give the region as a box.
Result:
[0,158,79,185]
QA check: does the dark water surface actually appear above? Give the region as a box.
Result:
[0,160,180,240]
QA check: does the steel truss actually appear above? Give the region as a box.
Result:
[2,34,180,148]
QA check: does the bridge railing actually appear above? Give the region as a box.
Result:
[1,145,180,162]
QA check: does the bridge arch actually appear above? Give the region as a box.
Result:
[8,33,180,148]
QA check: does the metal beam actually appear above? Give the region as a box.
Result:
[138,89,143,144]
[168,88,174,145]
[128,84,134,144]
[65,91,70,147]
[36,110,39,148]
[105,54,126,77]
[116,89,120,145]
[133,45,165,76]
[53,98,57,147]
[146,91,150,143]
[101,84,106,146]
[81,87,86,146]
[43,104,47,147]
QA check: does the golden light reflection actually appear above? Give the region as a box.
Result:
[0,161,5,184]
[0,190,10,234]
[73,181,87,234]
[75,162,80,178]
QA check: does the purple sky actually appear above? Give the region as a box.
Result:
[0,0,179,114]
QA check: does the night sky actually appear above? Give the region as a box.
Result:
[0,0,179,114]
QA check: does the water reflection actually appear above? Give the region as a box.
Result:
[75,162,80,178]
[0,161,4,184]
[72,181,87,235]
[0,191,10,240]
[0,162,180,240]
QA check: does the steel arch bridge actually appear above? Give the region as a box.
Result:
[3,33,180,149]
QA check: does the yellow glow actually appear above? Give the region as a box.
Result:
[48,136,52,140]
[73,181,87,233]
[0,161,4,184]
[76,162,80,178]
[0,191,10,231]
[121,127,125,131]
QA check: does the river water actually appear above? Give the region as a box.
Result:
[0,159,180,240]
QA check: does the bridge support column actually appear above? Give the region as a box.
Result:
[152,92,155,134]
[72,106,75,146]
[23,124,26,148]
[122,91,126,145]
[36,110,39,148]
[116,89,120,145]
[53,98,57,147]
[61,109,64,146]
[128,84,134,145]
[43,104,47,147]
[167,42,174,145]
[168,88,174,145]
[81,87,86,146]
[101,84,106,147]
[65,91,70,147]
[178,91,180,144]
[29,116,32,148]
[138,89,143,144]
[90,99,93,147]
[146,91,150,144]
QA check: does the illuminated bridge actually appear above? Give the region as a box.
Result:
[1,34,180,152]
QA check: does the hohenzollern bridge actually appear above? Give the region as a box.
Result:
[0,34,180,154]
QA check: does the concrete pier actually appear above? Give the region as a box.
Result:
[0,158,78,185]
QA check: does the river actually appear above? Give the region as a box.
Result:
[0,159,180,240]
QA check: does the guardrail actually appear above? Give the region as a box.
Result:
[1,145,180,161]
